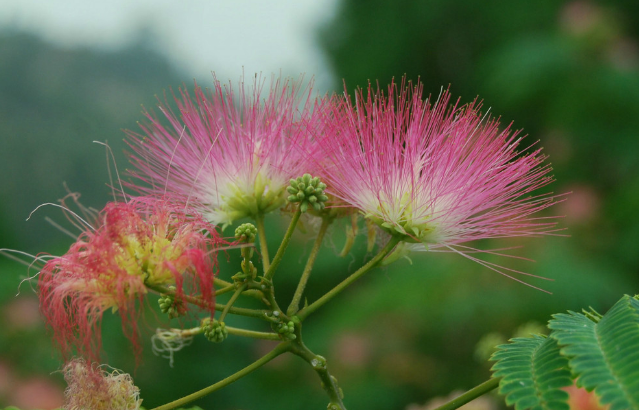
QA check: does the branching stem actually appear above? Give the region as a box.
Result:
[287,216,332,316]
[219,283,248,322]
[216,276,264,300]
[166,326,279,341]
[146,283,269,320]
[289,337,346,410]
[214,284,236,296]
[226,326,281,340]
[256,213,270,272]
[150,343,289,410]
[263,208,302,281]
[431,378,500,410]
[297,236,401,320]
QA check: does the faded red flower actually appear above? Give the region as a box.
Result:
[39,197,225,361]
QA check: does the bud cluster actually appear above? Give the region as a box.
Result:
[267,311,297,340]
[158,287,186,319]
[235,223,258,243]
[233,223,258,280]
[287,174,328,213]
[202,318,228,343]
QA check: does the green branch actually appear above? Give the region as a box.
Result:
[263,207,302,281]
[146,283,269,321]
[287,216,332,316]
[151,343,289,410]
[181,324,280,340]
[432,378,500,410]
[297,236,401,321]
[214,284,236,296]
[219,283,248,322]
[289,339,346,410]
[226,326,281,340]
[216,276,264,300]
[255,213,271,272]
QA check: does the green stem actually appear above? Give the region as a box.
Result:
[226,326,281,340]
[289,339,346,410]
[297,236,401,321]
[146,283,269,321]
[431,378,500,410]
[219,283,248,322]
[214,277,232,288]
[213,302,268,320]
[215,303,270,322]
[216,277,264,300]
[263,208,302,281]
[256,213,271,272]
[287,217,332,316]
[168,326,279,340]
[170,327,203,338]
[214,284,236,296]
[151,343,289,410]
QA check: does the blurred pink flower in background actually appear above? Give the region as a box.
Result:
[3,297,41,331]
[559,184,600,224]
[0,362,64,410]
[565,384,608,410]
[331,332,372,369]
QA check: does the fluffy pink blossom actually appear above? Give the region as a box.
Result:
[312,80,561,278]
[127,75,328,227]
[39,197,225,362]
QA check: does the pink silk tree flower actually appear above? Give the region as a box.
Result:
[126,75,328,228]
[312,80,561,279]
[38,197,225,362]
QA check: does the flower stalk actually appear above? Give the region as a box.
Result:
[288,326,346,410]
[431,378,500,410]
[218,283,248,323]
[287,216,333,316]
[297,236,401,320]
[150,343,289,410]
[255,213,271,271]
[263,207,302,281]
[146,283,269,321]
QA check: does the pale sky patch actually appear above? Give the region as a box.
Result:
[0,0,338,89]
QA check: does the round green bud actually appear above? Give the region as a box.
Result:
[270,316,296,340]
[286,174,329,213]
[202,318,229,343]
[158,292,186,319]
[234,223,258,243]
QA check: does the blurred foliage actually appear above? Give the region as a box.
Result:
[0,31,183,252]
[1,1,639,409]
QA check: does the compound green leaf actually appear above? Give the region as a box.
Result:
[491,334,571,410]
[549,295,639,410]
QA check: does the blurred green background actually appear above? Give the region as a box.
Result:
[1,1,639,409]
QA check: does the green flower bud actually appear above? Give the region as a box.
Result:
[286,174,329,213]
[234,223,257,243]
[270,316,296,340]
[202,318,229,343]
[158,288,186,319]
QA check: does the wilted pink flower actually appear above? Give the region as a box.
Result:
[313,80,561,280]
[62,358,141,410]
[127,75,327,227]
[39,197,225,361]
